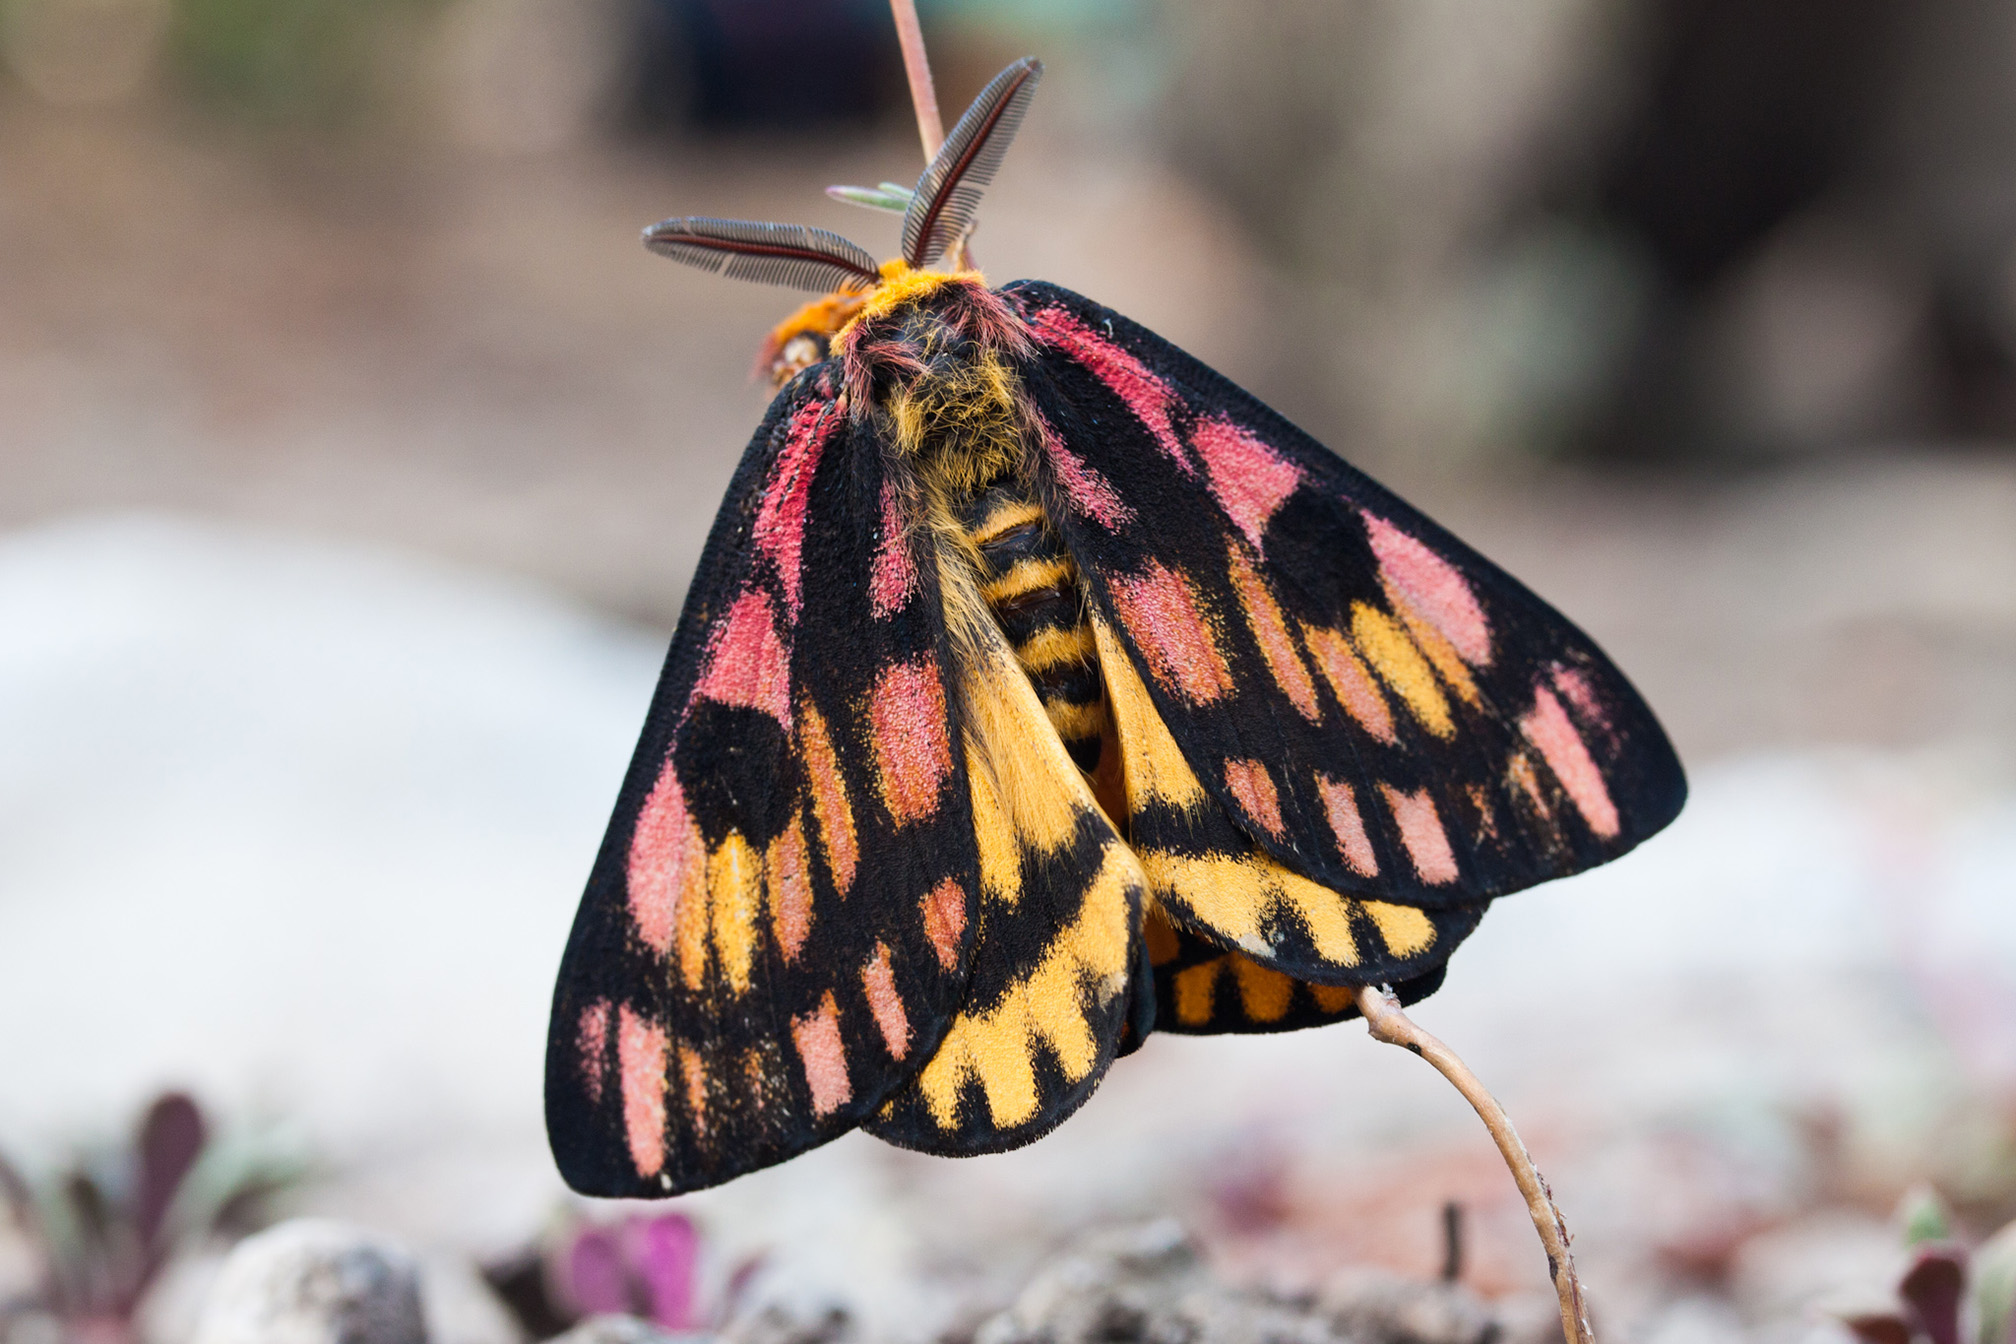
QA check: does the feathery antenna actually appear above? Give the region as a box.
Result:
[643,218,880,293]
[901,57,1043,270]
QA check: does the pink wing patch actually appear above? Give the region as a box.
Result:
[922,877,966,970]
[1224,758,1286,839]
[627,767,704,956]
[769,818,812,961]
[693,588,792,729]
[1520,684,1621,839]
[860,942,911,1059]
[791,992,852,1118]
[1037,414,1133,528]
[1110,562,1233,705]
[617,1005,669,1180]
[1550,664,1610,733]
[1380,785,1459,885]
[868,657,954,824]
[577,999,612,1104]
[1030,306,1193,474]
[1364,515,1492,667]
[752,400,840,616]
[1193,416,1303,554]
[1314,775,1379,877]
[869,482,919,618]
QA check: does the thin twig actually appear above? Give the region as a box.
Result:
[1356,985,1595,1344]
[890,0,944,161]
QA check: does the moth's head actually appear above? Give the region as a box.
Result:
[640,57,1042,390]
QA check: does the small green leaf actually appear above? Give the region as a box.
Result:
[1899,1184,1954,1247]
[826,185,911,214]
[877,182,916,200]
[1975,1221,2016,1344]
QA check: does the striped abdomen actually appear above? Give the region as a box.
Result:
[958,482,1110,778]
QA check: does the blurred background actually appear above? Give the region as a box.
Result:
[2,1,2014,1342]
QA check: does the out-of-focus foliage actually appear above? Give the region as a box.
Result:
[0,1093,306,1344]
[166,0,441,126]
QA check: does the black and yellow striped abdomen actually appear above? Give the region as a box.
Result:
[956,482,1111,779]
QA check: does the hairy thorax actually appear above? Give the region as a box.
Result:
[836,272,1120,811]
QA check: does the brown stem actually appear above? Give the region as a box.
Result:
[1355,985,1594,1344]
[890,0,944,160]
[885,0,975,270]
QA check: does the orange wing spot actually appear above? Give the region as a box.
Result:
[616,1005,668,1180]
[693,588,792,729]
[800,702,857,896]
[1223,758,1286,839]
[868,657,954,824]
[1363,513,1492,666]
[1464,783,1500,846]
[1173,958,1223,1026]
[741,1040,785,1116]
[922,877,967,971]
[791,991,852,1118]
[626,766,706,961]
[1302,624,1396,742]
[1520,685,1621,839]
[1389,589,1483,708]
[1110,561,1233,705]
[677,1043,709,1141]
[861,942,912,1060]
[1352,603,1453,738]
[1231,956,1293,1022]
[707,832,761,995]
[1142,900,1181,966]
[577,999,611,1104]
[1508,750,1554,820]
[1380,785,1459,885]
[1363,901,1436,957]
[1310,982,1357,1013]
[1314,774,1379,877]
[1228,546,1319,719]
[767,814,813,962]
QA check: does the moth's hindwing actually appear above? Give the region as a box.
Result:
[1003,279,1685,986]
[1143,903,1469,1035]
[866,531,1147,1153]
[545,373,982,1196]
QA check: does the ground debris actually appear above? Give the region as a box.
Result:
[972,1222,1525,1344]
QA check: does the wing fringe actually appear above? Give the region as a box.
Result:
[901,58,1043,269]
[645,217,881,293]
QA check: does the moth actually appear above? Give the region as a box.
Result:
[546,58,1685,1197]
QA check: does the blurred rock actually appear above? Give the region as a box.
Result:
[1318,1268,1498,1344]
[975,1220,1534,1344]
[191,1219,426,1344]
[422,1251,529,1344]
[720,1305,848,1344]
[976,1220,1339,1344]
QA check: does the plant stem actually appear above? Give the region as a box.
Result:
[890,0,945,161]
[1355,985,1594,1344]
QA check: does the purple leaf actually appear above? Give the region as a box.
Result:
[135,1093,206,1252]
[567,1227,634,1318]
[1901,1244,1968,1344]
[632,1213,699,1330]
